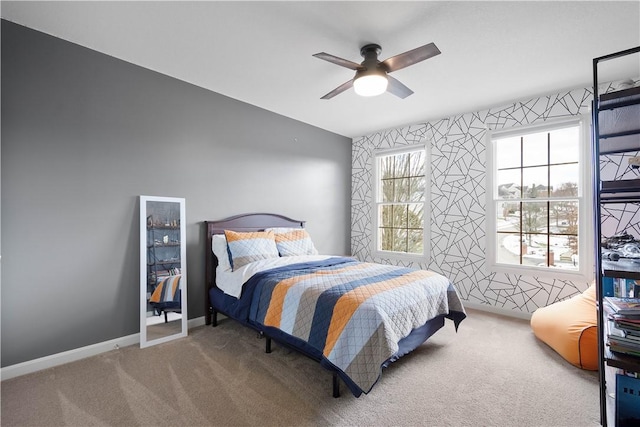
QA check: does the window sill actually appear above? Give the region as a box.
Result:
[372,250,428,264]
[489,262,594,283]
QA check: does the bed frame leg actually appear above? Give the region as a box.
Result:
[332,373,340,398]
[211,309,218,327]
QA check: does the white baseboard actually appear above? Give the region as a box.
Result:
[463,301,533,320]
[188,316,206,329]
[0,334,140,381]
[1,316,206,381]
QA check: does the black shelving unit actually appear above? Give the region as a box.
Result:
[593,46,640,427]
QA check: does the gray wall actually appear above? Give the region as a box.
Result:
[1,20,352,367]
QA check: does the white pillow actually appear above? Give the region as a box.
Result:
[212,234,232,272]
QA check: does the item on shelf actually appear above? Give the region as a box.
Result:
[604,297,640,317]
[603,250,621,261]
[612,317,640,341]
[601,232,640,263]
[608,320,640,357]
[603,277,640,298]
[603,231,638,250]
[621,243,640,259]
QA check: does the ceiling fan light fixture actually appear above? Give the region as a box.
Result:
[314,42,440,99]
[353,73,388,97]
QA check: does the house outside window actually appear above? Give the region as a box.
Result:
[487,117,592,280]
[372,144,429,261]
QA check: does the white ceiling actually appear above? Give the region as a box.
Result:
[2,1,639,138]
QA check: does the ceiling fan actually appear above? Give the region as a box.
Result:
[313,42,441,99]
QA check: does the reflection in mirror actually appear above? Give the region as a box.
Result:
[140,195,187,348]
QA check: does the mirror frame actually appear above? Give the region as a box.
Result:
[139,195,188,348]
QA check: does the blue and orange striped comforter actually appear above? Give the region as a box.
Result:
[150,274,182,310]
[245,257,466,396]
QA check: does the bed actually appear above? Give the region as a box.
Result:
[204,213,466,397]
[149,274,182,322]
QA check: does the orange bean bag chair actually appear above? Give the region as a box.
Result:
[530,284,598,370]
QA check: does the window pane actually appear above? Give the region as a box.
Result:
[379,227,393,251]
[409,177,425,202]
[496,202,520,232]
[381,178,394,202]
[380,205,393,227]
[408,203,424,228]
[410,151,426,176]
[522,131,548,167]
[550,126,579,164]
[522,166,549,198]
[549,201,578,234]
[495,136,521,169]
[549,164,579,197]
[496,233,524,264]
[496,169,521,199]
[393,229,408,252]
[393,204,408,228]
[396,178,410,202]
[408,230,423,254]
[525,233,552,266]
[395,153,410,178]
[549,233,579,270]
[522,201,548,234]
[380,156,395,179]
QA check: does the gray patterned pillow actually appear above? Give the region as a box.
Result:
[224,230,279,270]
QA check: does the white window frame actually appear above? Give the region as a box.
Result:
[371,143,431,263]
[486,115,594,282]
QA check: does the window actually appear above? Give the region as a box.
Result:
[487,118,592,278]
[373,145,428,259]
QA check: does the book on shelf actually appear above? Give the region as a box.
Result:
[607,335,640,357]
[604,297,640,317]
[613,316,640,334]
[609,341,640,357]
[608,317,640,357]
[609,319,640,339]
[602,277,640,298]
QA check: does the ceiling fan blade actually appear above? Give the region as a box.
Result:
[313,52,362,70]
[320,79,354,99]
[381,42,441,73]
[387,75,414,99]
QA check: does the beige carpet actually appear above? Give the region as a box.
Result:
[1,308,600,427]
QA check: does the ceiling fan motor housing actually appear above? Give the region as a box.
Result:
[357,44,386,79]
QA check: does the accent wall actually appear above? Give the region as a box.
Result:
[351,88,598,315]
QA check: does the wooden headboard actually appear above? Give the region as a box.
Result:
[203,213,305,324]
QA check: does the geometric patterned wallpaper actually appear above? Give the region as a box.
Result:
[352,87,598,316]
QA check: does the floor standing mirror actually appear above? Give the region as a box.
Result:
[140,195,187,348]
